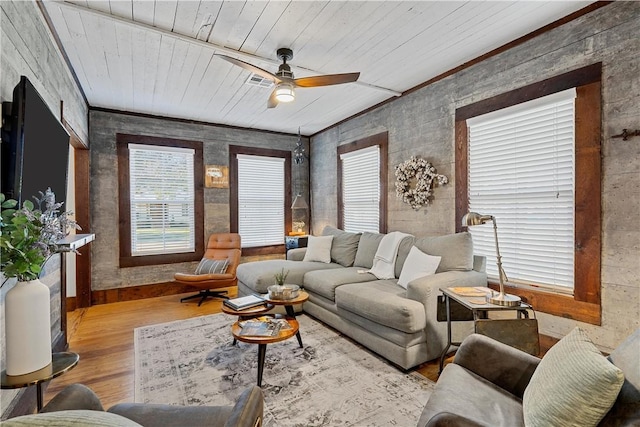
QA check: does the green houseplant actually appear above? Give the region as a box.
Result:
[1,188,78,280]
[274,268,289,286]
[1,188,78,375]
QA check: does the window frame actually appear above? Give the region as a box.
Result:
[455,63,602,325]
[117,133,204,268]
[229,145,292,256]
[337,132,388,233]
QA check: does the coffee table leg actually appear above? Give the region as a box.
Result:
[284,305,303,348]
[257,344,266,387]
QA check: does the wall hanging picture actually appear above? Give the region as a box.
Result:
[395,156,448,210]
[205,165,229,188]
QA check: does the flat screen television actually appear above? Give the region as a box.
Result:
[1,76,70,208]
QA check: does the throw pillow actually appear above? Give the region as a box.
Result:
[523,327,624,427]
[303,235,334,263]
[354,232,384,269]
[397,246,441,288]
[195,258,229,275]
[321,225,361,267]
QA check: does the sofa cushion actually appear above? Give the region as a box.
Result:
[303,235,333,263]
[413,232,474,273]
[397,246,441,288]
[2,410,142,426]
[394,235,416,278]
[523,327,625,427]
[304,267,376,302]
[237,260,342,293]
[418,364,525,427]
[353,232,384,269]
[322,226,361,267]
[335,281,426,334]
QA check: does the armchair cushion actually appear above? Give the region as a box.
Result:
[195,258,229,275]
[523,327,624,427]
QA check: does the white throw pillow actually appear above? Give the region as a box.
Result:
[303,235,334,263]
[397,246,441,288]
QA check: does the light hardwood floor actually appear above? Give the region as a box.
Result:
[44,288,447,409]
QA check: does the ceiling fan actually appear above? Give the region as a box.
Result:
[215,48,360,108]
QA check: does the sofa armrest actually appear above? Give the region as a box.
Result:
[454,333,540,398]
[472,255,486,273]
[108,386,263,427]
[40,384,105,412]
[224,385,264,427]
[425,412,485,427]
[406,270,487,360]
[286,248,307,261]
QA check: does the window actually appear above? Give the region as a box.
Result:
[117,134,204,267]
[229,146,291,256]
[467,89,576,290]
[455,63,602,325]
[337,132,388,233]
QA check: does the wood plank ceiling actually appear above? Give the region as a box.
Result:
[42,1,592,135]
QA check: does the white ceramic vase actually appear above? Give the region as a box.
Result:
[5,279,52,376]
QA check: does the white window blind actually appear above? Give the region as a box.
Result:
[467,88,576,290]
[128,144,195,256]
[237,154,285,247]
[340,145,380,233]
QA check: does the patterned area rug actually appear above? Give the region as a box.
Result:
[135,313,435,426]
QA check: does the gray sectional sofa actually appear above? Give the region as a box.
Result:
[236,226,487,370]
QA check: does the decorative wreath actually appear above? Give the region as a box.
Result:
[395,156,448,210]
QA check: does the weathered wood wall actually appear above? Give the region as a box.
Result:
[88,110,309,291]
[310,2,640,351]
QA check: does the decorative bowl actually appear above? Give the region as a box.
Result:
[268,284,300,300]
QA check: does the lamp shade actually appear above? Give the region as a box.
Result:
[275,82,295,102]
[462,211,493,226]
[291,193,308,209]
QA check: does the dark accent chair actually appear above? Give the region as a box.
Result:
[418,329,640,427]
[176,233,242,306]
[4,384,263,427]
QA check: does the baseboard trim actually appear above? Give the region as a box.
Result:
[66,297,77,312]
[90,282,235,305]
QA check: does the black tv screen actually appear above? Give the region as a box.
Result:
[1,76,70,208]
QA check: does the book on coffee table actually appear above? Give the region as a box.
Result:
[224,294,266,311]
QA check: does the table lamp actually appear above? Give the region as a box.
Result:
[462,212,521,307]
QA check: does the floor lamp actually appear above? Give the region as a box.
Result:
[462,212,521,307]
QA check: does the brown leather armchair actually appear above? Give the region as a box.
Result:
[175,233,241,306]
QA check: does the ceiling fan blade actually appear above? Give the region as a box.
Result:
[267,90,279,109]
[293,72,360,88]
[215,54,281,83]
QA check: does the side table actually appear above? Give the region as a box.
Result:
[438,287,534,373]
[1,352,80,411]
[222,302,274,346]
[263,290,309,347]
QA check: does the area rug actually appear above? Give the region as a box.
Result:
[134,313,435,426]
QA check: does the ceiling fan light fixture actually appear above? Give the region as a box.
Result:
[274,82,295,103]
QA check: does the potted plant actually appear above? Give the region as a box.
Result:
[274,268,289,286]
[1,188,78,375]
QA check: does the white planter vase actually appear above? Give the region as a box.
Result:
[5,279,52,376]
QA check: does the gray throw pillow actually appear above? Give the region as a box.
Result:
[321,226,361,267]
[413,232,474,273]
[523,327,624,427]
[353,232,384,269]
[195,258,229,275]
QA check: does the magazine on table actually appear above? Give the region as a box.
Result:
[224,294,266,310]
[239,318,282,337]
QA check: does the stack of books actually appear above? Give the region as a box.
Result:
[223,294,265,311]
